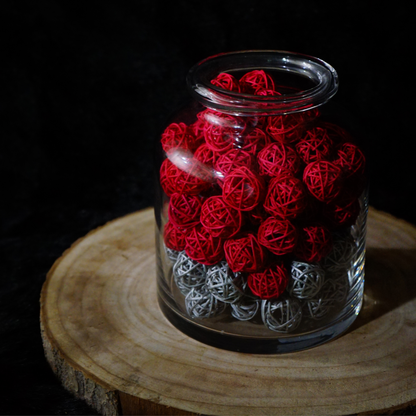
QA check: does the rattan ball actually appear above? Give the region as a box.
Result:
[173,251,208,295]
[239,127,270,156]
[211,72,241,92]
[322,234,355,277]
[289,261,325,299]
[161,122,199,154]
[215,148,253,187]
[185,286,227,319]
[163,221,187,252]
[230,298,260,321]
[261,295,303,333]
[335,142,366,179]
[266,113,305,143]
[257,141,301,177]
[258,217,298,256]
[294,223,332,263]
[206,261,243,304]
[239,69,275,93]
[295,127,333,164]
[168,193,203,229]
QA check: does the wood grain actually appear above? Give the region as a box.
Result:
[40,207,416,415]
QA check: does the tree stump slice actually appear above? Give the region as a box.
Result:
[40,207,416,416]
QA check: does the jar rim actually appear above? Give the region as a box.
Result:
[186,50,339,116]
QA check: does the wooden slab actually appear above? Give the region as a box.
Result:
[40,207,416,415]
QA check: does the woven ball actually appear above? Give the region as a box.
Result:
[263,174,308,220]
[303,160,343,202]
[161,122,200,154]
[164,246,181,263]
[200,195,243,238]
[335,142,366,179]
[185,224,224,265]
[323,193,361,228]
[230,298,260,321]
[163,221,187,252]
[258,217,298,256]
[261,295,303,333]
[206,261,243,303]
[247,262,289,300]
[168,193,203,229]
[211,72,241,92]
[222,166,265,211]
[254,87,281,96]
[295,127,333,163]
[215,148,253,187]
[239,69,275,93]
[173,251,208,295]
[160,158,210,196]
[238,127,271,156]
[185,286,227,319]
[289,261,325,299]
[294,224,332,263]
[266,113,304,143]
[303,277,348,320]
[257,141,301,177]
[224,233,266,273]
[194,143,218,168]
[322,234,355,277]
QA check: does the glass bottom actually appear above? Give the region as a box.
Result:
[158,290,362,354]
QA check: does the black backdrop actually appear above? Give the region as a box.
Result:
[1,1,414,414]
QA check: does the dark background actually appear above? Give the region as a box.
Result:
[1,1,414,414]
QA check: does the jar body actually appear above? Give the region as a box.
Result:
[154,51,368,353]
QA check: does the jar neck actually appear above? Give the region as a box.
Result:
[186,50,339,116]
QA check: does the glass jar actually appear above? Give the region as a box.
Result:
[154,50,368,354]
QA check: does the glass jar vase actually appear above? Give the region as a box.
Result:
[154,50,368,354]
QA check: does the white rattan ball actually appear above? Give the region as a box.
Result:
[185,286,227,319]
[164,245,181,263]
[206,261,243,304]
[322,234,355,277]
[230,298,260,321]
[173,251,207,295]
[289,261,325,299]
[261,295,302,333]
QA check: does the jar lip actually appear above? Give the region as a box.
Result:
[186,50,339,115]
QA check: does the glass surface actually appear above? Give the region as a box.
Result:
[154,50,368,353]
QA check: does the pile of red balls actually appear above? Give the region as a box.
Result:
[161,70,366,300]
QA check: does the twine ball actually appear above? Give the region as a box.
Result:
[200,195,243,238]
[257,141,301,177]
[258,217,298,256]
[210,72,241,92]
[266,113,305,143]
[185,224,224,265]
[238,127,270,156]
[230,298,260,321]
[173,251,208,295]
[322,234,355,277]
[247,262,289,300]
[254,87,281,96]
[168,193,203,229]
[161,122,199,154]
[303,160,343,202]
[335,142,366,179]
[206,261,243,303]
[264,174,308,220]
[303,277,348,320]
[163,221,187,252]
[261,295,303,333]
[289,261,325,299]
[239,69,275,93]
[194,143,218,168]
[222,166,265,211]
[160,158,210,197]
[164,246,181,263]
[224,233,266,273]
[215,148,253,187]
[323,193,361,228]
[295,127,333,164]
[294,224,333,263]
[185,286,227,319]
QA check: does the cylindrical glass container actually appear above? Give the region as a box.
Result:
[154,51,368,354]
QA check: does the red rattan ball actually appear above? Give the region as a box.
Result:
[224,233,266,273]
[194,143,218,168]
[161,122,200,154]
[257,141,301,177]
[185,224,224,265]
[303,160,343,202]
[248,262,289,299]
[295,127,333,164]
[211,72,241,92]
[335,142,366,179]
[163,221,187,251]
[266,113,305,144]
[323,191,361,228]
[160,158,210,196]
[215,149,253,187]
[254,87,282,96]
[200,195,243,238]
[294,224,332,262]
[258,217,298,256]
[222,166,265,211]
[264,174,308,219]
[239,70,275,93]
[238,127,270,156]
[168,193,203,229]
